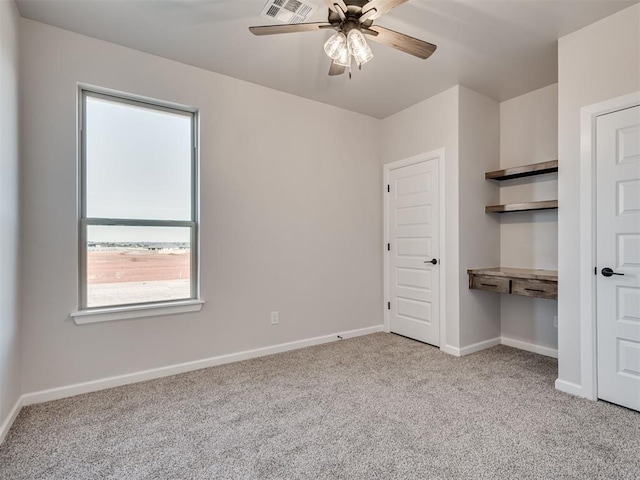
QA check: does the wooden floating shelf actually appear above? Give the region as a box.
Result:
[485,160,558,181]
[485,200,558,214]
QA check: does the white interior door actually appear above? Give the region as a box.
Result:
[596,105,640,411]
[387,158,440,346]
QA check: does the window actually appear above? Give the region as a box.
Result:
[76,89,199,317]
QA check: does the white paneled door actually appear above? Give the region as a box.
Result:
[596,105,640,412]
[387,158,440,346]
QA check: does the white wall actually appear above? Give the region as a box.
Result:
[381,86,501,351]
[19,19,383,393]
[458,87,501,347]
[499,84,558,351]
[0,0,22,434]
[558,4,640,389]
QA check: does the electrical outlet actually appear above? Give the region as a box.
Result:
[553,315,558,328]
[271,311,279,325]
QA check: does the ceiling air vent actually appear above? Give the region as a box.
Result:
[260,0,318,24]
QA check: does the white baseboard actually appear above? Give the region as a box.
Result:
[555,379,584,398]
[440,337,501,357]
[440,344,461,356]
[21,325,383,407]
[461,337,501,356]
[500,336,558,359]
[0,396,23,444]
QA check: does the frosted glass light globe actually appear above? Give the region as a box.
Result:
[324,32,347,60]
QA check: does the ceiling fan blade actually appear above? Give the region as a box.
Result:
[325,0,348,13]
[325,0,347,20]
[249,23,332,36]
[365,26,437,59]
[360,0,409,21]
[329,61,346,76]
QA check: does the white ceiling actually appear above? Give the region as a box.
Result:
[16,0,639,118]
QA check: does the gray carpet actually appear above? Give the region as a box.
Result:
[1,333,639,479]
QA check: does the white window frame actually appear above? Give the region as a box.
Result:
[72,87,202,324]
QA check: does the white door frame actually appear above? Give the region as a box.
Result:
[383,148,446,348]
[579,91,640,401]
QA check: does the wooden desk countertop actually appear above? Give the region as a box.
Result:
[467,267,558,283]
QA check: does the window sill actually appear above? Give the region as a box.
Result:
[71,299,204,325]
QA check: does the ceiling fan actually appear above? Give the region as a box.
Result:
[249,0,437,78]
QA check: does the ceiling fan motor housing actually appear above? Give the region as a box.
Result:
[328,2,375,30]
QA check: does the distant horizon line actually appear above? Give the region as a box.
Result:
[88,241,189,247]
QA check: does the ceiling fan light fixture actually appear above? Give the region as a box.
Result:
[323,32,347,60]
[353,42,374,66]
[347,29,373,66]
[333,45,351,67]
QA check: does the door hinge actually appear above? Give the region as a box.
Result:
[387,243,390,251]
[387,184,390,193]
[387,302,391,310]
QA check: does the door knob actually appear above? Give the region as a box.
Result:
[425,258,438,265]
[601,267,624,277]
